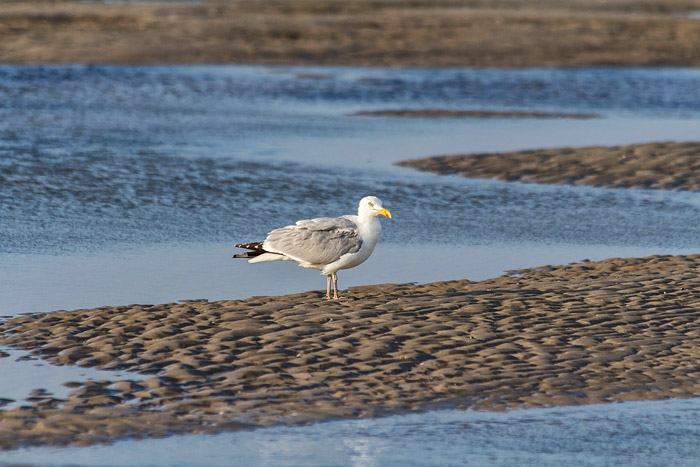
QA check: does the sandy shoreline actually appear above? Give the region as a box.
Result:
[398,141,700,191]
[4,0,700,67]
[2,254,700,449]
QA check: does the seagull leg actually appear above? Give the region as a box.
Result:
[332,273,341,300]
[325,274,332,300]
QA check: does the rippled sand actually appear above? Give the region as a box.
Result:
[2,254,700,449]
[399,141,700,191]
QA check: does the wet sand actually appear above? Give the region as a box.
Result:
[398,141,700,191]
[4,0,700,67]
[350,109,600,119]
[2,254,700,449]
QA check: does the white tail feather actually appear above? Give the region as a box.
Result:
[248,253,287,263]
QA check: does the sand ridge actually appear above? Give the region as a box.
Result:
[350,109,600,119]
[2,254,700,449]
[4,0,700,67]
[398,141,700,191]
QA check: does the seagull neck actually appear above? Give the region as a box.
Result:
[356,212,381,235]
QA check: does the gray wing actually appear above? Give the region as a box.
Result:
[264,216,363,265]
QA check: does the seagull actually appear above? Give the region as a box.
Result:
[233,196,391,300]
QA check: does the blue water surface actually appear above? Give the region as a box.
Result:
[3,397,700,466]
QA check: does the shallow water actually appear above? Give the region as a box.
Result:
[4,397,700,466]
[6,149,700,256]
[0,348,146,410]
[4,65,700,257]
[3,65,700,462]
[3,242,694,316]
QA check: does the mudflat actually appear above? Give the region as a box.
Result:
[398,141,700,191]
[2,254,700,449]
[4,0,700,67]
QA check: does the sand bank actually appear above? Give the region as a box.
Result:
[398,141,700,191]
[350,109,599,119]
[2,254,700,449]
[4,0,700,67]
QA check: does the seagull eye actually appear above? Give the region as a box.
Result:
[368,202,374,207]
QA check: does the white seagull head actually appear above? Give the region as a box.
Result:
[358,196,391,219]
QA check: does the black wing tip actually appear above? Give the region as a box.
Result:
[235,242,264,250]
[233,241,266,259]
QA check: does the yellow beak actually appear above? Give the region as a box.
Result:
[377,208,392,218]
